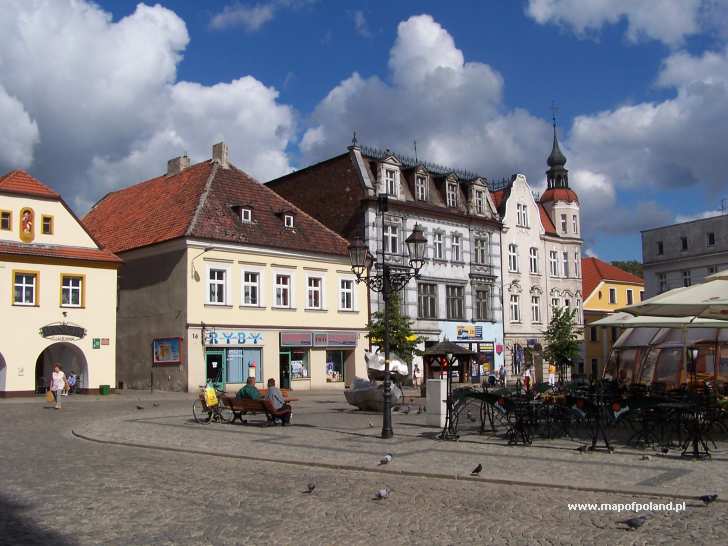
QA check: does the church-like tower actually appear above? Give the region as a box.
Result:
[540,118,579,239]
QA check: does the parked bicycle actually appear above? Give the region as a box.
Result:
[193,384,233,424]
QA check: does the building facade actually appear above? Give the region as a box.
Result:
[493,125,583,381]
[581,257,644,379]
[0,170,120,396]
[267,142,505,380]
[642,213,728,297]
[84,143,368,393]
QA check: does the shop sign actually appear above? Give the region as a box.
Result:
[205,330,263,346]
[153,337,181,364]
[39,323,86,341]
[93,338,101,349]
[479,342,494,352]
[456,324,483,341]
[313,331,359,347]
[280,332,312,347]
[101,338,110,346]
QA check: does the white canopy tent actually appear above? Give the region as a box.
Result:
[592,312,728,329]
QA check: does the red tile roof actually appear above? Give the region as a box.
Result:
[538,204,557,234]
[0,170,61,199]
[84,159,351,257]
[0,241,121,264]
[581,257,643,299]
[540,187,579,204]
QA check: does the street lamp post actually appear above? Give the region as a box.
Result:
[348,194,427,439]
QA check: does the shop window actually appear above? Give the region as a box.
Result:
[61,275,84,307]
[13,271,38,305]
[215,348,262,385]
[326,350,347,382]
[290,350,310,380]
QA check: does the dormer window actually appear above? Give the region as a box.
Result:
[474,190,485,214]
[516,204,529,227]
[415,175,427,201]
[284,214,294,228]
[385,169,397,197]
[241,208,252,223]
[446,182,458,207]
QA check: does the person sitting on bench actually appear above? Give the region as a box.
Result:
[236,377,261,400]
[265,378,291,424]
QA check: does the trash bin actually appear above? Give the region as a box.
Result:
[99,385,110,395]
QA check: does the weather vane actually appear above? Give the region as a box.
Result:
[550,101,559,128]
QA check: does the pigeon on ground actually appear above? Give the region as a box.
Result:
[575,445,588,453]
[136,405,144,410]
[304,483,316,494]
[379,453,393,465]
[619,515,648,530]
[153,402,160,407]
[699,494,718,505]
[374,488,391,500]
[640,455,651,461]
[368,421,374,428]
[660,447,670,455]
[471,464,483,476]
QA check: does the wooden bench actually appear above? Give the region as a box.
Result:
[222,390,296,425]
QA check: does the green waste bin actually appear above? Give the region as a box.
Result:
[99,385,110,395]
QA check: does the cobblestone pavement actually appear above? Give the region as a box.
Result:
[1,391,727,545]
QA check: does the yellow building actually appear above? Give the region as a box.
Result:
[582,257,644,378]
[84,143,369,392]
[0,170,120,396]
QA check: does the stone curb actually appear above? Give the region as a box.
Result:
[72,429,724,504]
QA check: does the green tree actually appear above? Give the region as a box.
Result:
[543,306,582,381]
[610,260,643,278]
[367,292,423,365]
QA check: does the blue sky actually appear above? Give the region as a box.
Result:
[2,1,728,261]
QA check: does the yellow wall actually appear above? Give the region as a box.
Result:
[583,280,644,312]
[184,245,369,391]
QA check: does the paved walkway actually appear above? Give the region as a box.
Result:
[1,390,726,545]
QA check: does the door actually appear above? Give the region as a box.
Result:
[206,350,225,389]
[279,352,291,389]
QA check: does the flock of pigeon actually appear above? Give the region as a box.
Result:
[619,495,719,531]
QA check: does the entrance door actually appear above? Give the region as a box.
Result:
[279,352,291,389]
[206,350,225,389]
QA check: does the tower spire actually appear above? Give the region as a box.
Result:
[546,103,568,189]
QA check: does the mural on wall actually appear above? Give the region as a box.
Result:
[19,207,34,243]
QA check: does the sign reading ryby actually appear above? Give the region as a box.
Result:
[205,330,263,346]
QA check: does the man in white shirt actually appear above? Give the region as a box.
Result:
[50,364,67,409]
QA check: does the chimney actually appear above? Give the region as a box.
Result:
[212,142,229,168]
[167,154,190,176]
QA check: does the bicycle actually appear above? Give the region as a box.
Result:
[193,385,234,424]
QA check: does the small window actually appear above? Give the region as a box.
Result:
[640,291,644,301]
[590,327,598,342]
[608,288,616,304]
[207,268,227,304]
[446,285,464,319]
[707,232,715,247]
[707,265,717,275]
[572,214,578,234]
[241,208,252,223]
[339,279,354,310]
[451,233,461,262]
[284,214,294,228]
[683,270,691,287]
[510,295,520,322]
[61,275,83,307]
[474,238,488,265]
[446,182,458,207]
[626,289,633,305]
[275,274,291,307]
[474,287,491,321]
[680,236,688,251]
[574,252,580,277]
[433,232,444,260]
[529,247,538,274]
[383,225,399,254]
[508,244,519,272]
[385,169,397,197]
[516,203,529,227]
[562,251,570,277]
[307,277,323,309]
[657,241,664,255]
[658,273,668,293]
[242,271,260,306]
[14,271,38,305]
[531,295,541,323]
[561,214,568,233]
[549,251,559,277]
[418,283,437,319]
[551,297,559,309]
[415,175,427,201]
[41,215,53,235]
[474,190,485,214]
[0,210,10,231]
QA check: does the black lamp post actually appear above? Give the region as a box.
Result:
[348,194,427,439]
[687,346,699,385]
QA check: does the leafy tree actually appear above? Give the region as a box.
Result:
[543,306,582,381]
[367,292,423,365]
[610,260,643,278]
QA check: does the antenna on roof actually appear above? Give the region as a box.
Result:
[352,131,358,147]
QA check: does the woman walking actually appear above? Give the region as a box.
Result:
[50,364,67,409]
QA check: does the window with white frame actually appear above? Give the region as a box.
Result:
[446,285,465,319]
[562,251,570,277]
[446,182,458,207]
[415,175,427,200]
[572,214,578,234]
[307,276,323,309]
[575,299,581,322]
[241,208,252,223]
[242,271,260,306]
[385,169,397,196]
[549,251,559,276]
[551,297,560,309]
[626,289,633,305]
[474,190,485,214]
[14,272,37,305]
[474,238,488,265]
[516,203,529,227]
[658,273,668,293]
[451,233,462,262]
[339,278,354,310]
[274,274,291,307]
[474,286,491,321]
[683,270,691,287]
[284,214,294,228]
[529,247,538,274]
[574,251,580,277]
[207,267,227,305]
[433,232,444,259]
[383,225,399,254]
[561,214,568,233]
[61,275,83,307]
[608,288,616,304]
[508,244,519,272]
[564,298,571,309]
[510,294,520,322]
[531,295,541,323]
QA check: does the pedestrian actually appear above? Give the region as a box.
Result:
[67,372,77,394]
[548,362,556,386]
[49,364,67,409]
[523,366,532,392]
[498,364,507,387]
[412,363,421,389]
